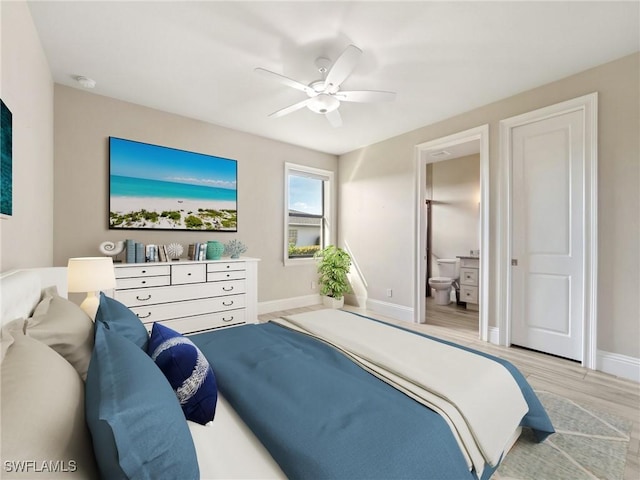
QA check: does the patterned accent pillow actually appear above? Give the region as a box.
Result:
[148,323,218,425]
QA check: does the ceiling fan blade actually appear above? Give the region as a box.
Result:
[335,90,397,103]
[269,98,314,118]
[325,109,343,128]
[255,68,315,96]
[324,44,362,93]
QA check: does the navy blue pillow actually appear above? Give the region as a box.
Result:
[148,323,218,425]
[85,322,199,480]
[95,292,148,350]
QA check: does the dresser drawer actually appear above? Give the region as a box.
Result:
[114,281,246,307]
[130,294,247,323]
[207,270,246,282]
[172,263,206,284]
[207,262,245,273]
[150,309,247,335]
[460,285,478,304]
[460,268,479,286]
[115,264,171,279]
[460,257,479,269]
[116,275,170,290]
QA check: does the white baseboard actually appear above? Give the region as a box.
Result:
[365,299,414,323]
[488,327,500,345]
[597,350,640,383]
[258,294,321,315]
[257,295,414,323]
[466,326,639,382]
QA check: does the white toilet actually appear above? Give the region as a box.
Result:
[428,259,460,305]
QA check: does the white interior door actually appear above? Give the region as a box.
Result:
[510,110,585,361]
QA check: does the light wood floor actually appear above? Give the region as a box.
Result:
[259,300,640,480]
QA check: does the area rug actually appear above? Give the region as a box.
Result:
[494,391,632,480]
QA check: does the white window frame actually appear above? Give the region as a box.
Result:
[284,163,336,266]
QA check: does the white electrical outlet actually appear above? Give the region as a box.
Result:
[386,289,393,297]
[311,281,316,290]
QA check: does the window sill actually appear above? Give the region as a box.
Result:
[284,257,316,267]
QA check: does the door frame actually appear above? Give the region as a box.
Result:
[498,92,598,368]
[414,124,490,341]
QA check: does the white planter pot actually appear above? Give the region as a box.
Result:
[322,295,344,309]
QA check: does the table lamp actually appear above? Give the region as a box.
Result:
[67,257,117,319]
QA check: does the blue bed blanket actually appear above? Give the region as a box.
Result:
[190,315,553,480]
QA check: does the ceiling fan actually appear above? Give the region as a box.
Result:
[255,44,396,127]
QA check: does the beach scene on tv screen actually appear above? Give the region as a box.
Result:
[109,138,237,230]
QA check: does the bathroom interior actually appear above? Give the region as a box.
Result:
[425,149,480,325]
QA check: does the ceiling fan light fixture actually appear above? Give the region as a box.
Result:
[308,94,340,114]
[256,44,395,126]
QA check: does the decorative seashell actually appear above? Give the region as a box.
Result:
[166,242,184,259]
[99,241,125,256]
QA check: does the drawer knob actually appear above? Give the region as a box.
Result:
[222,286,234,292]
[141,270,146,274]
[137,312,152,319]
[136,294,152,301]
[141,280,146,284]
[222,316,234,322]
[222,300,234,306]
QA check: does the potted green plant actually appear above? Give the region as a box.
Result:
[314,245,352,308]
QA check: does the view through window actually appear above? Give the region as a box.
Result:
[285,164,333,262]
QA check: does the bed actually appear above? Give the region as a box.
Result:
[0,267,553,479]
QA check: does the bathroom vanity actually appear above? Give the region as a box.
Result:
[458,256,479,311]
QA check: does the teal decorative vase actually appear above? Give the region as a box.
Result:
[206,241,224,260]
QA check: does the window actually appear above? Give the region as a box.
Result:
[284,163,335,264]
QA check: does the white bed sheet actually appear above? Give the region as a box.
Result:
[188,394,285,480]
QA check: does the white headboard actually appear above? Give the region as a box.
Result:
[0,267,68,327]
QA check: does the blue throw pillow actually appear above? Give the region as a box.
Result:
[85,322,199,480]
[148,322,218,425]
[95,292,148,350]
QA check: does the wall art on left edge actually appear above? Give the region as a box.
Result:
[109,137,237,231]
[0,99,12,218]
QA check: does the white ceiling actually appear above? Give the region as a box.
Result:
[27,1,639,155]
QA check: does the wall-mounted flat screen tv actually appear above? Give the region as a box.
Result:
[109,137,237,231]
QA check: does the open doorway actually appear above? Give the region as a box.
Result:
[414,125,490,341]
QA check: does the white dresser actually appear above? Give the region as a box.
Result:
[110,257,259,334]
[458,256,479,311]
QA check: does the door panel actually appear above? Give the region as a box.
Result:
[511,110,584,361]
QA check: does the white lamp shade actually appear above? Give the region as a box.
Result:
[67,257,117,293]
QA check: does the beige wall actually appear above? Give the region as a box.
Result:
[431,154,480,270]
[53,85,337,303]
[339,53,640,358]
[0,1,54,271]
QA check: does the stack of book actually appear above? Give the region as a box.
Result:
[187,243,207,261]
[124,240,175,263]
